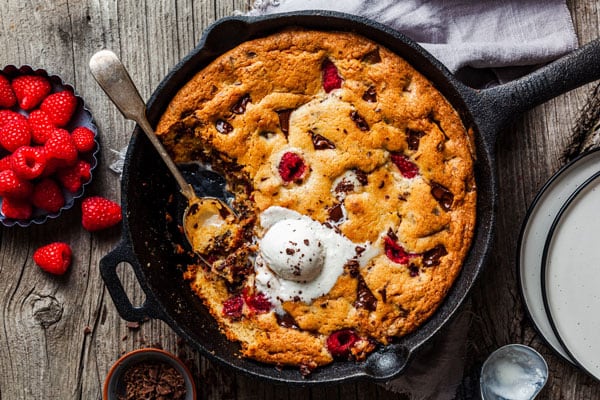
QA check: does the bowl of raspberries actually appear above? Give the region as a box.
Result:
[0,65,99,227]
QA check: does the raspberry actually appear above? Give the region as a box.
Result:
[0,119,31,152]
[32,178,65,213]
[0,74,16,108]
[383,236,416,264]
[0,155,12,172]
[0,110,26,128]
[10,146,46,180]
[44,129,77,165]
[40,90,77,127]
[33,242,72,275]
[326,329,359,358]
[56,159,91,192]
[242,288,271,314]
[0,169,33,199]
[11,75,52,110]
[70,127,96,153]
[390,153,419,179]
[81,196,122,231]
[1,196,32,219]
[222,295,244,319]
[322,59,343,93]
[28,109,56,144]
[278,152,307,183]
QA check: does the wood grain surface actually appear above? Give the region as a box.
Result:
[0,1,599,399]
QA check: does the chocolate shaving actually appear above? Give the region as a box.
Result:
[350,111,369,131]
[430,182,454,211]
[230,94,251,114]
[119,360,186,400]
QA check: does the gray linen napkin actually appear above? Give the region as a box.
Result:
[244,2,576,399]
[247,0,577,86]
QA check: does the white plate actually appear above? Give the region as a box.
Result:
[518,149,600,364]
[542,170,600,379]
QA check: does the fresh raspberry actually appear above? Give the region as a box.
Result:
[33,242,72,275]
[384,236,416,264]
[0,74,16,108]
[0,119,31,152]
[0,155,12,172]
[1,196,32,219]
[390,153,419,179]
[32,178,65,213]
[44,129,77,165]
[70,127,96,153]
[326,329,359,358]
[222,294,244,319]
[10,146,46,180]
[56,159,91,192]
[242,288,272,314]
[28,109,56,144]
[40,90,77,127]
[0,169,33,199]
[322,59,343,93]
[11,75,52,110]
[278,151,307,183]
[81,196,122,231]
[0,110,26,128]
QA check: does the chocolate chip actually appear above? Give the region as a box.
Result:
[362,86,377,102]
[310,131,336,149]
[328,203,344,222]
[422,245,448,267]
[231,94,251,114]
[430,182,454,211]
[407,129,425,151]
[215,119,233,134]
[350,111,369,131]
[354,275,377,311]
[277,109,293,136]
[408,264,420,277]
[362,48,382,64]
[276,313,299,329]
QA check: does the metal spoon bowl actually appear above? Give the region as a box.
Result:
[89,50,236,257]
[480,344,548,400]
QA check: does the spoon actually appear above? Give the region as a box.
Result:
[88,50,236,255]
[480,344,548,400]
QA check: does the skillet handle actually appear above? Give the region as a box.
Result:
[464,38,600,149]
[100,239,165,322]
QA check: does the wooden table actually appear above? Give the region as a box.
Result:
[1,1,600,398]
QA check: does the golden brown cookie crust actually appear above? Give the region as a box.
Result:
[158,29,476,368]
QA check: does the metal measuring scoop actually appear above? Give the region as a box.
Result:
[89,50,236,256]
[480,344,548,400]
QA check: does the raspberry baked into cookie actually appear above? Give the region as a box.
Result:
[156,29,476,372]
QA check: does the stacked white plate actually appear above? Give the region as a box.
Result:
[518,149,600,379]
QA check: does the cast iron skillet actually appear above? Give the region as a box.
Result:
[99,11,600,384]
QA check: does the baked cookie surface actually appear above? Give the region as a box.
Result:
[157,29,476,370]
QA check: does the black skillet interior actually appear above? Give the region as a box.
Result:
[100,11,600,384]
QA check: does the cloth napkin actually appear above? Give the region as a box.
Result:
[244,2,577,399]
[247,0,578,86]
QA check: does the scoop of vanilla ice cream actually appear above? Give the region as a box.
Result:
[259,218,324,282]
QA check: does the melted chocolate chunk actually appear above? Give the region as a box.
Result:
[430,182,454,211]
[362,48,382,64]
[362,86,377,102]
[276,313,299,329]
[354,169,368,185]
[422,245,448,267]
[231,94,251,114]
[345,260,360,277]
[378,286,387,303]
[407,129,425,151]
[355,276,377,311]
[311,131,336,150]
[408,263,420,277]
[277,109,293,136]
[387,228,398,242]
[335,179,355,194]
[350,111,369,131]
[215,119,233,134]
[328,203,344,222]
